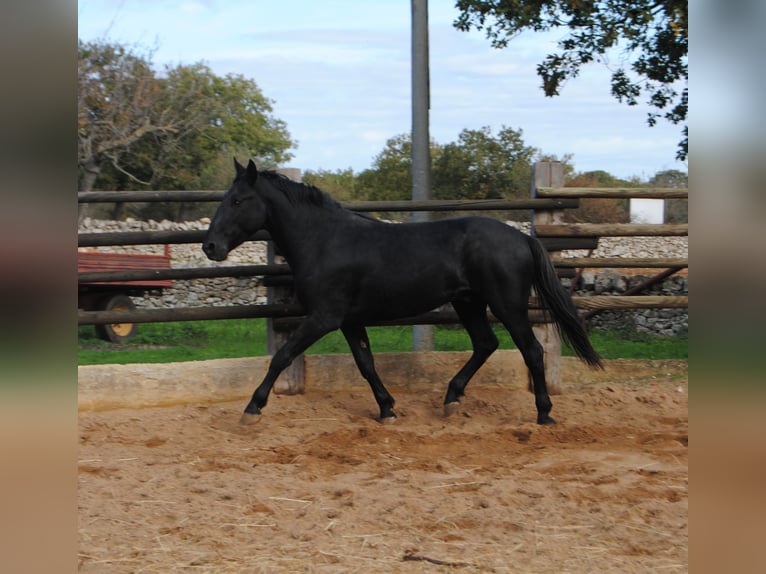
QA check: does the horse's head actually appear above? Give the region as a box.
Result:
[203,158,268,261]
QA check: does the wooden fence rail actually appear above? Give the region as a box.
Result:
[536,187,688,199]
[77,264,291,284]
[79,191,577,211]
[535,223,688,237]
[551,257,687,268]
[77,229,601,252]
[77,295,688,327]
[77,257,688,285]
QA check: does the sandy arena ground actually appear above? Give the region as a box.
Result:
[79,365,687,573]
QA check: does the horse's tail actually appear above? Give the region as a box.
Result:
[526,235,604,369]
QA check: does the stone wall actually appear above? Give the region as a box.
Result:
[79,218,688,336]
[569,271,688,336]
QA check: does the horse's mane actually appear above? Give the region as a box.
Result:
[260,170,342,211]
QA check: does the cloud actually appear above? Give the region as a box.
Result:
[180,2,207,15]
[78,0,684,178]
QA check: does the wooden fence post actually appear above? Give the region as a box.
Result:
[530,161,564,395]
[269,168,305,396]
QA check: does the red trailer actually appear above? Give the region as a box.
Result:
[78,245,172,342]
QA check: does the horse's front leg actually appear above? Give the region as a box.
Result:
[241,315,335,425]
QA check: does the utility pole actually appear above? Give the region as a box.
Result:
[411,0,434,351]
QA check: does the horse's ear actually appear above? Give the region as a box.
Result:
[245,159,258,186]
[233,157,245,175]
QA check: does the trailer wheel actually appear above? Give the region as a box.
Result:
[95,294,138,342]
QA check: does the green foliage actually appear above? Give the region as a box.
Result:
[650,169,688,223]
[303,168,361,202]
[650,169,687,189]
[562,169,638,223]
[78,39,296,220]
[355,134,441,202]
[454,0,688,160]
[433,126,538,201]
[350,126,537,210]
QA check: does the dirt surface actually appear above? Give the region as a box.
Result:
[79,368,687,573]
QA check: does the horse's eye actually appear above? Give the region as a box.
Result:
[233,199,242,206]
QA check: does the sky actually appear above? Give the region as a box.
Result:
[77,0,686,183]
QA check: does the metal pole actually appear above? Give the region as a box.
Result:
[411,0,434,351]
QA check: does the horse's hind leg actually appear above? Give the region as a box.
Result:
[491,304,555,425]
[443,299,499,416]
[342,324,397,423]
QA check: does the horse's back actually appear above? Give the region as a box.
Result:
[351,216,533,279]
[456,216,532,262]
[297,215,535,321]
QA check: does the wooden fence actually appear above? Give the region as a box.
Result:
[78,161,687,392]
[523,161,687,390]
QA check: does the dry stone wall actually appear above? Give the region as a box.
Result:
[79,218,688,336]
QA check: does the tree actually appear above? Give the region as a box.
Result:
[649,168,687,189]
[649,168,687,223]
[356,134,443,202]
[563,170,635,222]
[78,40,170,194]
[353,127,537,217]
[303,168,360,202]
[432,125,537,201]
[137,64,294,220]
[454,0,688,160]
[78,39,295,220]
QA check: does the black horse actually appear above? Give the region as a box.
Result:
[203,159,602,426]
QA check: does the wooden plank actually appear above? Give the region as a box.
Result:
[78,253,169,270]
[78,295,688,328]
[536,187,688,199]
[78,190,578,211]
[78,229,270,247]
[552,257,688,268]
[78,228,603,249]
[344,198,578,212]
[78,190,225,203]
[528,295,687,310]
[571,295,688,310]
[78,264,290,284]
[78,303,305,325]
[535,223,688,237]
[538,237,599,251]
[531,161,565,394]
[269,169,305,396]
[77,251,172,288]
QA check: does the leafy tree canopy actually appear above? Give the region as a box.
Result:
[351,126,536,207]
[648,168,687,188]
[454,0,688,160]
[433,125,538,201]
[302,168,359,203]
[78,39,295,199]
[355,134,443,202]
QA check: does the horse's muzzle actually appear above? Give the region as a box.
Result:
[202,240,228,261]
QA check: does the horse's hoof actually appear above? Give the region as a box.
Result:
[537,415,556,425]
[239,412,263,426]
[380,415,397,425]
[444,401,461,417]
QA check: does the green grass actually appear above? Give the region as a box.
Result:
[78,320,687,365]
[571,329,687,361]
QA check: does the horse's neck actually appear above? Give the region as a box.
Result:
[263,191,338,266]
